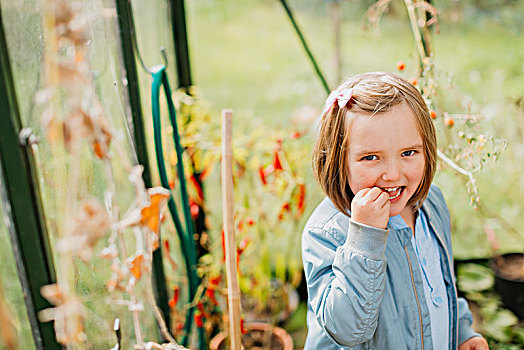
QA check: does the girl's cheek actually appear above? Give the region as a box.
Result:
[356,170,377,187]
[408,158,425,177]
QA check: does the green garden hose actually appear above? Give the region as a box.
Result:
[151,65,205,349]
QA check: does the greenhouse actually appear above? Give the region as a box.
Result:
[0,0,523,349]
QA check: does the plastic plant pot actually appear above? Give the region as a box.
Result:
[490,252,524,319]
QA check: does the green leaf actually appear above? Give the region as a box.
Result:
[457,263,495,292]
[512,325,524,345]
[484,309,518,342]
[284,302,307,332]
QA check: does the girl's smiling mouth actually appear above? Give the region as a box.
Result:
[380,186,405,200]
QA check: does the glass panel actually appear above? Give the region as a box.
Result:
[0,175,36,350]
[131,0,194,341]
[131,0,179,187]
[1,0,44,128]
[0,0,163,347]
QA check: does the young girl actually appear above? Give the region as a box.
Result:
[302,72,489,350]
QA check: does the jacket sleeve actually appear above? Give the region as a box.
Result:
[302,218,389,347]
[457,297,481,344]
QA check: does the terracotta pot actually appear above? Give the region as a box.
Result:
[209,322,293,350]
[490,252,524,319]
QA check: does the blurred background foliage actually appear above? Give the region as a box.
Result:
[184,0,524,347]
[186,0,524,259]
[1,0,523,349]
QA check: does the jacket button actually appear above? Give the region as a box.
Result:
[432,294,443,306]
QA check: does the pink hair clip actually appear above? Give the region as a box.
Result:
[322,88,354,115]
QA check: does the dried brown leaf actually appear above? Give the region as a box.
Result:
[140,187,170,234]
[39,284,87,345]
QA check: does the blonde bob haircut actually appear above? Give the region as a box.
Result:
[312,72,437,216]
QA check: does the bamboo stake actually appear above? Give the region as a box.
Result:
[221,109,242,350]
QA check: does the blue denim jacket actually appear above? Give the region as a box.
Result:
[301,185,479,349]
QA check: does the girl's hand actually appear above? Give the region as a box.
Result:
[459,336,489,350]
[351,187,390,229]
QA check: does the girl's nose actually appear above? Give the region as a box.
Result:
[381,161,402,181]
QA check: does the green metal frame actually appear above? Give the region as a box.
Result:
[115,0,153,188]
[114,0,171,336]
[0,4,61,350]
[168,0,192,90]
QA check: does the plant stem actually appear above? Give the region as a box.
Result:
[144,233,184,347]
[404,0,427,64]
[437,149,479,202]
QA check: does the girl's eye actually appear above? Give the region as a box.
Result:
[361,155,378,161]
[402,150,416,157]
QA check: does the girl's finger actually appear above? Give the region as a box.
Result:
[363,187,383,202]
[376,190,388,202]
[372,190,388,207]
[354,187,372,199]
[380,192,391,208]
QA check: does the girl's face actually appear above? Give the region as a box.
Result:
[346,102,425,219]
